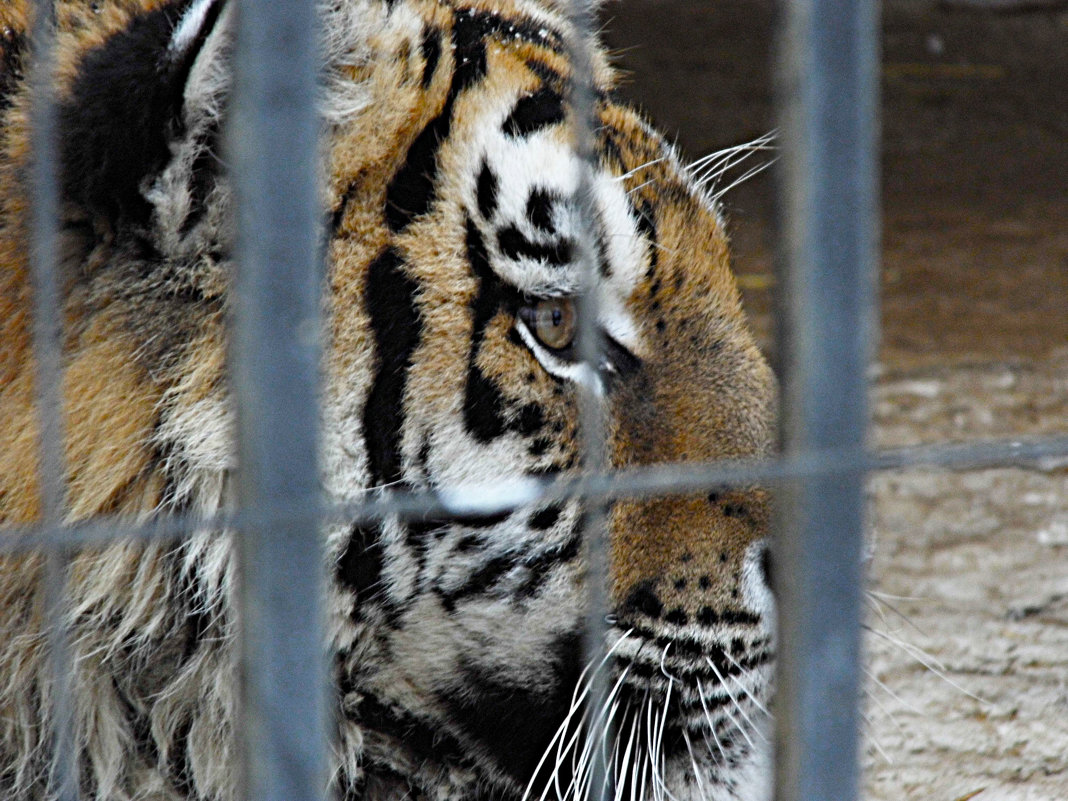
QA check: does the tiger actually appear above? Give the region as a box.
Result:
[0,0,778,799]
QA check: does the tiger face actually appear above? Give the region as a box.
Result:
[0,1,776,801]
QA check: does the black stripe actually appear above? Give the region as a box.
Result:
[617,679,736,717]
[336,524,385,603]
[0,25,27,112]
[476,159,499,220]
[463,219,511,442]
[636,198,659,279]
[527,503,562,530]
[169,0,228,112]
[351,694,472,769]
[437,552,517,613]
[496,224,573,266]
[404,515,437,586]
[697,606,762,627]
[502,86,565,137]
[619,581,663,620]
[623,645,773,683]
[525,188,556,233]
[362,248,422,486]
[514,532,581,599]
[384,110,451,231]
[441,633,581,784]
[523,57,565,89]
[625,648,772,686]
[600,334,642,383]
[168,716,196,798]
[597,125,628,174]
[330,173,372,234]
[419,25,441,88]
[460,9,564,53]
[173,554,213,664]
[178,117,222,235]
[665,607,689,626]
[624,621,771,667]
[59,0,198,223]
[527,436,552,456]
[513,403,544,436]
[594,214,613,277]
[462,219,550,443]
[384,11,489,232]
[442,528,580,610]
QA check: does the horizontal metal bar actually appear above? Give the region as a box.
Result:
[5,433,1066,555]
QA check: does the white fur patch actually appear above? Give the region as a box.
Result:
[169,0,220,56]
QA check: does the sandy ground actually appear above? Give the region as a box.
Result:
[865,358,1068,801]
[601,2,1068,798]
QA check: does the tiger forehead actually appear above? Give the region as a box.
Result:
[328,0,593,197]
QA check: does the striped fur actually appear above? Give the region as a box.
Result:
[0,1,777,800]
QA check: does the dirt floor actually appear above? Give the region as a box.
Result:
[601,2,1067,798]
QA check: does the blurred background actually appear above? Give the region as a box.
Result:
[599,1,1068,798]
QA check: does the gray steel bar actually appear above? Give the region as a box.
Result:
[229,0,327,799]
[6,431,1068,554]
[27,0,79,797]
[772,1,880,801]
[564,1,614,799]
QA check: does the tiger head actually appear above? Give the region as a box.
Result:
[317,3,778,799]
[0,1,776,800]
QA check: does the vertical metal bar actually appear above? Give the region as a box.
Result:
[772,2,879,801]
[564,2,612,799]
[27,1,79,797]
[229,0,327,799]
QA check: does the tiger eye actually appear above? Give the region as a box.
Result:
[531,298,576,350]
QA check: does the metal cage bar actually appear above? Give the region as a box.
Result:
[772,1,880,801]
[229,0,327,799]
[564,1,615,800]
[27,0,79,797]
[6,432,1068,555]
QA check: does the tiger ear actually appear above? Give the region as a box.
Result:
[58,0,232,226]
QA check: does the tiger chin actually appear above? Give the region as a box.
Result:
[0,1,777,800]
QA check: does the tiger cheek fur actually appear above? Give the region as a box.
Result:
[0,1,777,801]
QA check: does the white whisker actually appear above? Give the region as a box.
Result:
[863,665,923,718]
[704,656,766,744]
[694,145,762,188]
[611,707,635,801]
[525,631,632,801]
[859,706,895,765]
[866,591,927,636]
[861,673,909,739]
[695,678,728,765]
[618,157,666,181]
[682,727,707,801]
[867,627,989,705]
[707,158,778,201]
[690,133,776,190]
